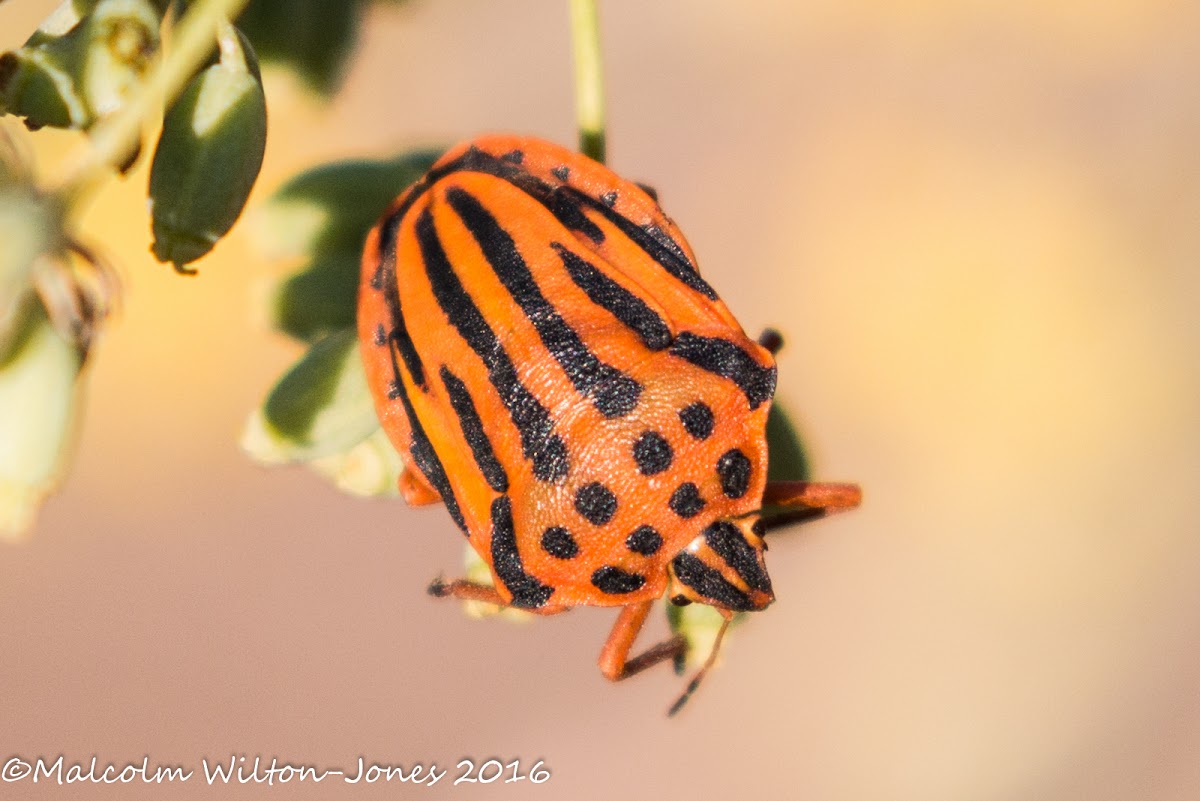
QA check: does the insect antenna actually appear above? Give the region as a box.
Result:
[667,616,733,717]
[757,481,861,534]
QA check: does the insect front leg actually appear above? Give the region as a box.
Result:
[597,600,687,681]
[427,577,508,606]
[399,467,443,506]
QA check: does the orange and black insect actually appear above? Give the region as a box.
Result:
[358,135,860,712]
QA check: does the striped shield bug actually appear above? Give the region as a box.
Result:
[357,135,860,713]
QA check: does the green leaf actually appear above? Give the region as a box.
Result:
[261,149,442,257]
[235,0,366,96]
[270,250,360,342]
[0,298,83,540]
[242,328,378,463]
[0,0,163,131]
[0,23,89,129]
[258,149,441,342]
[765,400,812,483]
[0,185,56,358]
[306,426,399,497]
[148,23,266,270]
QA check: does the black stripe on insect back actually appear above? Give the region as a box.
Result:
[670,552,755,611]
[415,208,569,483]
[439,366,508,493]
[669,332,777,410]
[559,186,718,301]
[447,147,607,243]
[703,521,773,595]
[445,187,643,419]
[433,147,716,300]
[551,243,673,351]
[386,361,468,535]
[376,213,428,389]
[489,496,554,608]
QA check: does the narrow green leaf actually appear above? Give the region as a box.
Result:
[270,250,360,343]
[148,23,266,270]
[243,328,378,463]
[0,299,83,540]
[765,400,812,483]
[258,149,442,342]
[235,0,365,95]
[260,149,442,258]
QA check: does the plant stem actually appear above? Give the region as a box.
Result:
[51,0,252,210]
[569,0,605,164]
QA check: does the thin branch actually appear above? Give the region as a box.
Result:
[569,0,605,164]
[51,0,252,209]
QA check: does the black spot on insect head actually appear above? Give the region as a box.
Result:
[575,482,618,526]
[678,402,715,440]
[540,526,579,559]
[490,496,554,608]
[632,431,673,476]
[591,566,646,595]
[600,190,618,207]
[415,207,568,483]
[625,525,663,556]
[553,243,672,351]
[704,521,772,595]
[716,448,752,499]
[669,483,706,518]
[440,366,509,493]
[445,188,642,419]
[669,333,777,410]
[552,165,570,181]
[670,552,754,611]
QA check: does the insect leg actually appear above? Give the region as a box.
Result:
[426,577,506,605]
[399,468,443,506]
[667,614,733,717]
[598,600,687,682]
[757,328,784,355]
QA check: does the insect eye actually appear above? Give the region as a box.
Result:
[670,595,692,607]
[751,519,766,537]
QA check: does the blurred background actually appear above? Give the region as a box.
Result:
[2,0,1199,798]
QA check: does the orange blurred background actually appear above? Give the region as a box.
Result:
[2,1,1198,798]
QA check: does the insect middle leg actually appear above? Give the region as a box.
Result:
[427,577,568,615]
[597,600,687,681]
